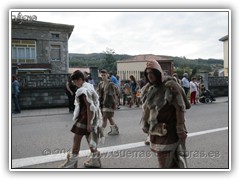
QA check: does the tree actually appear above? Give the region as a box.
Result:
[174,67,191,79]
[190,67,198,79]
[102,48,117,74]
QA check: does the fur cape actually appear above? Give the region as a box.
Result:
[73,82,104,145]
[140,77,191,133]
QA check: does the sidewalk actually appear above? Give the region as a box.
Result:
[11,96,229,118]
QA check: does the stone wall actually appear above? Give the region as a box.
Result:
[208,77,229,97]
[16,74,69,109]
[13,74,229,110]
[18,74,68,88]
[19,87,68,109]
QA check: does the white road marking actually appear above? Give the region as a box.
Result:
[12,127,228,168]
[188,127,228,137]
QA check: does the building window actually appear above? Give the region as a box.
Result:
[12,39,36,63]
[50,45,61,61]
[51,33,60,39]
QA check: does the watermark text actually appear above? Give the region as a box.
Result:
[12,12,37,23]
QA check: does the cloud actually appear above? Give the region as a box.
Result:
[12,10,229,59]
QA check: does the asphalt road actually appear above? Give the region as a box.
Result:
[11,99,229,169]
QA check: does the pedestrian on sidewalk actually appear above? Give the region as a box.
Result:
[122,80,131,106]
[12,75,21,114]
[97,69,119,136]
[60,70,104,168]
[65,75,77,113]
[140,59,190,168]
[129,75,139,108]
[181,73,190,96]
[190,77,197,104]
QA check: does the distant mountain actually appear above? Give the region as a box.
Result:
[69,53,106,61]
[69,53,133,69]
[69,53,223,72]
[69,53,132,62]
[172,56,223,72]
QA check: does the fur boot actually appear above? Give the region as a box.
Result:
[59,152,78,168]
[108,124,119,135]
[144,134,150,145]
[84,151,101,168]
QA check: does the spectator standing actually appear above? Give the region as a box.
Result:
[88,75,96,87]
[12,75,21,114]
[129,75,139,108]
[109,72,118,86]
[135,81,141,106]
[139,76,147,89]
[181,73,190,96]
[122,80,131,106]
[190,77,197,104]
[195,78,201,103]
[65,75,77,113]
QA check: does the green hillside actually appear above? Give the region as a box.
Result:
[69,53,223,76]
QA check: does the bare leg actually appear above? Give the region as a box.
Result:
[108,117,115,125]
[60,134,83,168]
[84,135,101,168]
[102,112,108,128]
[107,112,119,135]
[72,134,84,154]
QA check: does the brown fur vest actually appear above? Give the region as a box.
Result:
[97,80,116,109]
[140,77,190,133]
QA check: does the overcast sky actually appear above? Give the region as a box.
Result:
[12,10,229,59]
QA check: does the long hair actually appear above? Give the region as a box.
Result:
[12,75,17,81]
[144,68,163,86]
[129,75,136,83]
[71,70,85,81]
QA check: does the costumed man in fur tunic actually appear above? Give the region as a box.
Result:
[97,69,119,135]
[141,59,191,168]
[60,70,104,168]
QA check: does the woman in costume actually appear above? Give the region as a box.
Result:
[60,70,104,168]
[141,59,190,168]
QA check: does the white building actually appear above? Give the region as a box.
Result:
[117,54,173,81]
[219,35,229,77]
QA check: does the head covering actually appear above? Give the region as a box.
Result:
[172,73,178,77]
[183,73,188,77]
[100,69,108,73]
[145,59,165,81]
